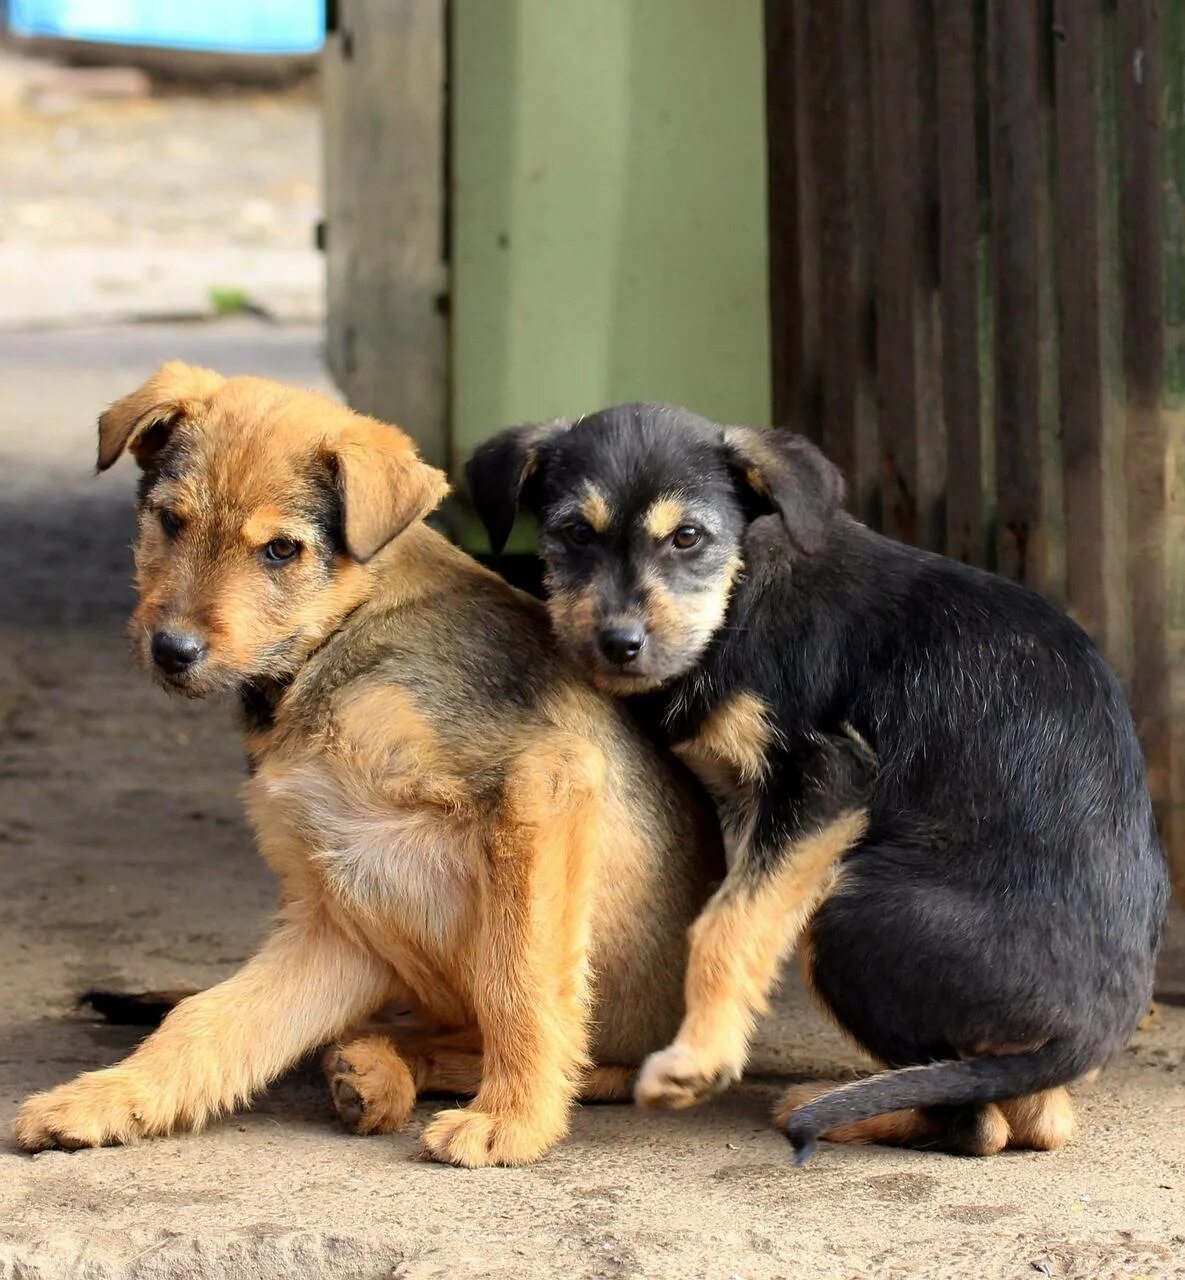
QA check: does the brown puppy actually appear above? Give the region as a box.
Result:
[13,365,722,1167]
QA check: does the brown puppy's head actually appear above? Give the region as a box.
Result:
[99,362,448,696]
[466,403,842,693]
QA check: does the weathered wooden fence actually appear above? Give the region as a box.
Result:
[765,0,1185,892]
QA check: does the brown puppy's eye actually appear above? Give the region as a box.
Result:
[671,525,703,550]
[159,509,183,538]
[565,521,595,547]
[262,537,300,565]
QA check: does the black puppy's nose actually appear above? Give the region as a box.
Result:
[151,629,206,676]
[597,624,646,666]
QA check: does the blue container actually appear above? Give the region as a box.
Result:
[7,0,324,55]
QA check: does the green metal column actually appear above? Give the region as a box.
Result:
[451,0,771,547]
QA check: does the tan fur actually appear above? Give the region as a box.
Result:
[97,361,226,471]
[673,690,777,788]
[636,809,866,1109]
[774,1083,934,1148]
[14,367,720,1167]
[774,1081,1074,1155]
[998,1087,1077,1150]
[643,554,741,662]
[325,1024,635,1136]
[642,495,685,541]
[578,485,612,534]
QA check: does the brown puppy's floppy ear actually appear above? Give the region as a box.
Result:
[463,418,573,552]
[97,361,225,472]
[723,427,844,555]
[327,419,450,562]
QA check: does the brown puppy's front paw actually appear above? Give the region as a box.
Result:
[420,1106,564,1168]
[634,1043,737,1111]
[14,1069,153,1151]
[324,1036,417,1136]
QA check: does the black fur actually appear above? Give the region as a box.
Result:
[467,402,1169,1161]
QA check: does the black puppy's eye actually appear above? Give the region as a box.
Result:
[671,525,703,550]
[159,509,183,538]
[564,521,596,547]
[262,537,301,565]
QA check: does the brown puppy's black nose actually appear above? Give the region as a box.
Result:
[597,624,646,666]
[151,629,206,676]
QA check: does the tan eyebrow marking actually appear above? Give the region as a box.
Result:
[643,495,687,541]
[242,506,307,546]
[578,486,612,533]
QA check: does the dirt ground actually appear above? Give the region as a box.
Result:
[1,49,1184,1280]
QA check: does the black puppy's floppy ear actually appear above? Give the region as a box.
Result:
[464,419,572,552]
[723,427,844,554]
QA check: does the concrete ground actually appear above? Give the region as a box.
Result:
[0,47,321,328]
[1,46,1184,1280]
[2,329,1184,1280]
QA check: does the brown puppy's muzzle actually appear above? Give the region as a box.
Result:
[149,627,208,681]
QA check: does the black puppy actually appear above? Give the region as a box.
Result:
[466,403,1168,1163]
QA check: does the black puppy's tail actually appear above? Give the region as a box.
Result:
[785,1037,1099,1166]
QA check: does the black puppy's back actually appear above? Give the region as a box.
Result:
[720,517,1166,1153]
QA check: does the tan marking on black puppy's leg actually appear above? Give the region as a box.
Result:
[420,736,602,1168]
[325,1034,422,1135]
[999,1087,1077,1150]
[636,809,866,1111]
[935,1104,1011,1156]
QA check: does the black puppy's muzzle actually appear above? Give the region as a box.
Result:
[596,622,647,667]
[150,628,207,678]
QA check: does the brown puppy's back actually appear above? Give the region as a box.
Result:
[259,527,723,1064]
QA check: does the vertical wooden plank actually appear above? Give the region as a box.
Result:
[914,0,947,553]
[1162,0,1185,900]
[1053,2,1117,651]
[869,0,923,546]
[764,0,800,427]
[847,0,881,530]
[322,0,449,468]
[987,0,1045,590]
[806,0,878,516]
[765,0,820,437]
[937,0,983,564]
[1118,0,1174,864]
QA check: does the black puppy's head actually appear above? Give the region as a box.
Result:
[466,403,842,693]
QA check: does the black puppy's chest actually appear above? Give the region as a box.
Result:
[649,683,775,861]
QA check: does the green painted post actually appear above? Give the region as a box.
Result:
[451,0,771,549]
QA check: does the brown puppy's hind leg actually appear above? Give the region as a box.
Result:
[327,1029,637,1136]
[325,1035,422,1136]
